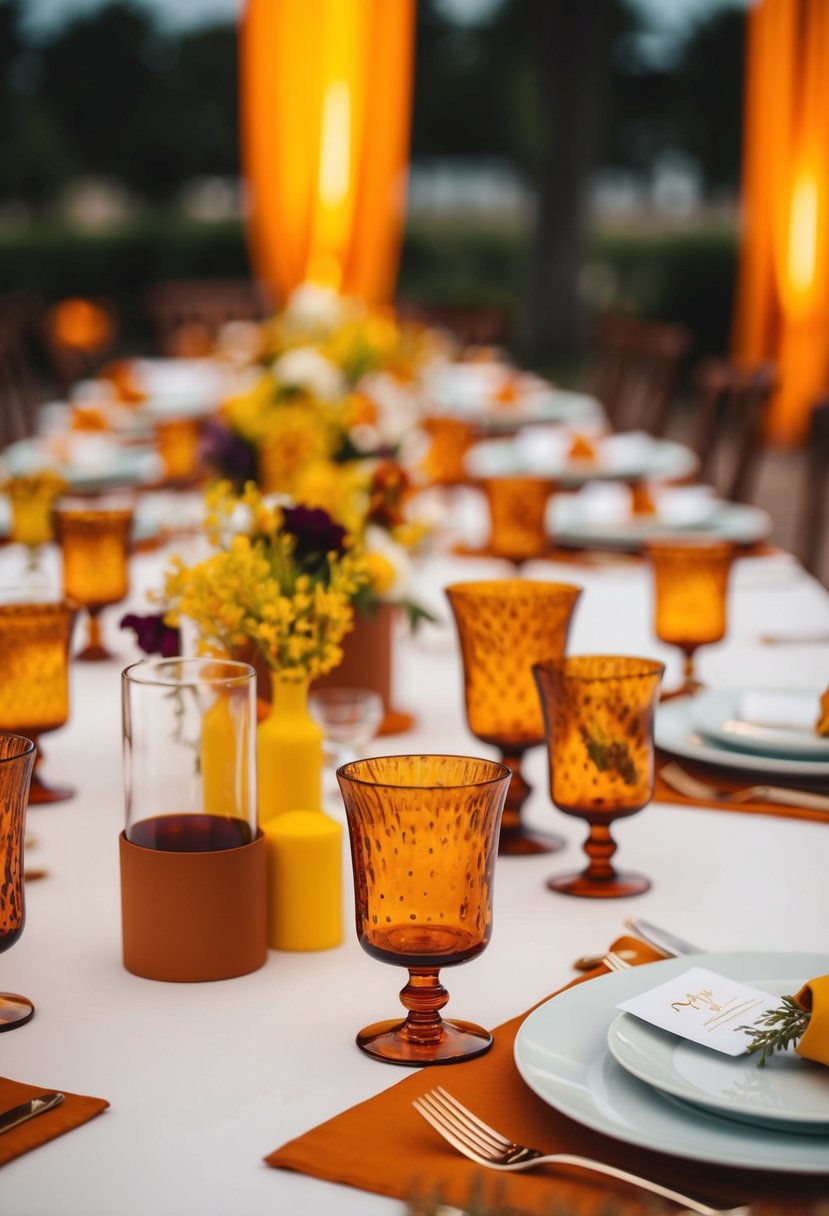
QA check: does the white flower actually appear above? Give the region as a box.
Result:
[364,524,412,602]
[282,283,349,337]
[271,347,346,402]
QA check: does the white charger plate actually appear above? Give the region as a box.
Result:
[549,501,771,552]
[690,689,829,762]
[465,436,698,488]
[514,951,829,1173]
[607,1000,829,1135]
[655,696,829,781]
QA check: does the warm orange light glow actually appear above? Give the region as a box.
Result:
[241,0,415,306]
[733,0,829,445]
[788,173,819,296]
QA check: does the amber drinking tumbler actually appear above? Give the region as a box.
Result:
[446,579,581,855]
[56,500,133,661]
[337,754,510,1065]
[481,476,556,563]
[646,537,735,696]
[0,592,76,804]
[0,733,37,1030]
[533,655,664,898]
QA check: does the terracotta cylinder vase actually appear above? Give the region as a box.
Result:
[314,603,413,736]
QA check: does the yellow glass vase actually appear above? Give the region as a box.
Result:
[257,675,324,819]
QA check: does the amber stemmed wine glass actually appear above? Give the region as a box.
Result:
[55,499,134,661]
[0,732,37,1030]
[533,655,664,898]
[480,476,556,563]
[0,591,77,804]
[645,537,735,697]
[337,754,510,1066]
[446,579,581,855]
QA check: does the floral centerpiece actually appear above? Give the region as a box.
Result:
[162,481,369,819]
[201,285,426,493]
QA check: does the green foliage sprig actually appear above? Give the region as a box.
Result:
[738,996,811,1067]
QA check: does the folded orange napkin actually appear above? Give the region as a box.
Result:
[794,974,829,1067]
[0,1077,108,1168]
[266,935,826,1214]
[654,751,829,824]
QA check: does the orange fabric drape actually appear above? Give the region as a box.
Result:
[733,0,829,445]
[240,0,415,307]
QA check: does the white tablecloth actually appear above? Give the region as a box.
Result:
[3,533,829,1216]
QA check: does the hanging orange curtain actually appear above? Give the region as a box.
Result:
[732,0,829,445]
[240,0,415,307]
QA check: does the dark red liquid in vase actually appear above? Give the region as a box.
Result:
[128,813,252,852]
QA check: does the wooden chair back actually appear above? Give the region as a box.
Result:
[144,279,270,356]
[585,313,692,435]
[798,398,829,579]
[0,314,40,449]
[691,358,777,503]
[396,302,511,350]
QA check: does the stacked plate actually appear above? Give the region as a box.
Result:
[514,951,829,1172]
[656,688,829,783]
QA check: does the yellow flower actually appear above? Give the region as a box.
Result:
[364,551,397,597]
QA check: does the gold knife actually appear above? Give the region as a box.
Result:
[0,1092,64,1135]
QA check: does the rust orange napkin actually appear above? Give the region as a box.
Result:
[0,1077,108,1167]
[794,974,829,1067]
[654,751,829,824]
[266,936,827,1215]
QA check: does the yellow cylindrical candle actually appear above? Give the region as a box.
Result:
[257,676,323,818]
[261,809,343,951]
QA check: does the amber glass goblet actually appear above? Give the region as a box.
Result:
[446,579,581,855]
[155,417,203,485]
[55,500,133,661]
[0,733,36,1030]
[337,754,510,1066]
[533,655,664,899]
[5,471,66,588]
[420,417,478,487]
[646,537,735,696]
[0,592,77,804]
[481,476,555,563]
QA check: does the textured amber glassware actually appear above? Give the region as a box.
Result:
[55,501,133,661]
[5,472,66,586]
[420,417,478,487]
[0,733,36,1030]
[0,592,77,804]
[446,579,581,855]
[481,476,555,563]
[646,537,735,696]
[337,754,510,1066]
[155,417,202,484]
[533,655,664,898]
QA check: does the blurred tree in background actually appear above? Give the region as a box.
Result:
[0,0,746,357]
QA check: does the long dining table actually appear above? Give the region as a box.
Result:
[3,518,829,1215]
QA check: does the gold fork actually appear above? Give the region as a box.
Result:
[413,1087,751,1216]
[659,761,829,812]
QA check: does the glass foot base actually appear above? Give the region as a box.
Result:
[377,708,415,737]
[28,774,75,805]
[499,826,565,856]
[76,643,113,662]
[546,870,651,899]
[0,993,34,1031]
[356,1017,493,1066]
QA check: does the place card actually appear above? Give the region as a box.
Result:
[617,966,778,1056]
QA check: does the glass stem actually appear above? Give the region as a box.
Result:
[500,749,531,828]
[583,819,619,882]
[87,608,102,652]
[397,968,449,1045]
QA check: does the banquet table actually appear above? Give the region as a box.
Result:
[3,527,829,1216]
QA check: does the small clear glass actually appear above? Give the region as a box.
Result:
[309,687,384,768]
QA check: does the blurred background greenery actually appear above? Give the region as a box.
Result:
[0,0,745,360]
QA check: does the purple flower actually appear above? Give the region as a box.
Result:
[200,420,257,488]
[281,505,347,561]
[120,612,181,658]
